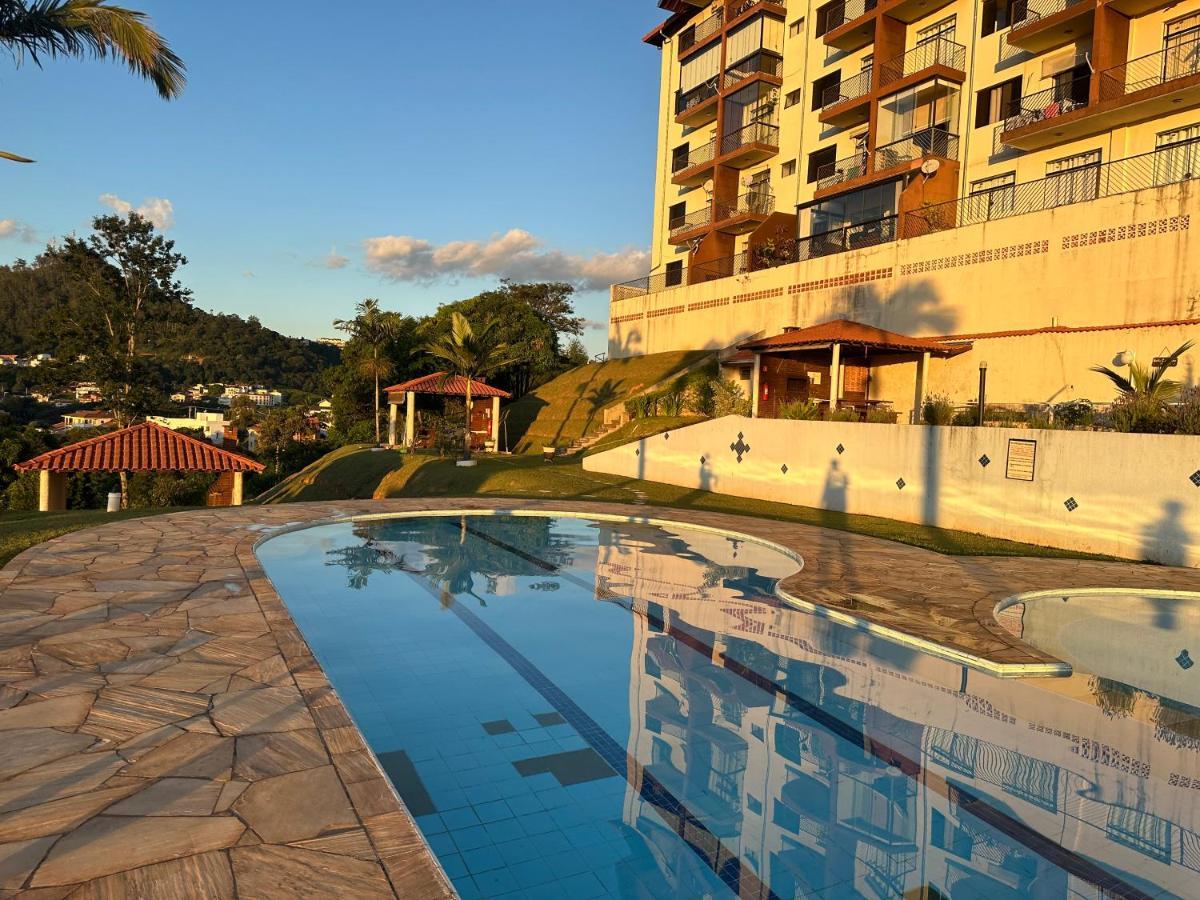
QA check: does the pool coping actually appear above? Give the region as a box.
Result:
[2,498,1198,896]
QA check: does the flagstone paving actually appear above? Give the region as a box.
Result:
[0,498,1197,897]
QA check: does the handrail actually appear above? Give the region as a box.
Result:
[1010,0,1090,28]
[1002,75,1089,132]
[729,0,786,21]
[821,67,873,109]
[874,127,959,169]
[877,37,966,88]
[675,78,720,116]
[672,137,717,173]
[715,191,776,221]
[679,7,724,53]
[1098,35,1200,101]
[816,0,877,36]
[669,205,714,240]
[724,50,783,86]
[720,120,780,156]
[815,150,868,190]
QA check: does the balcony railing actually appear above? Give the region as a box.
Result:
[679,7,724,53]
[815,150,868,190]
[675,78,720,116]
[729,0,785,20]
[720,120,779,156]
[672,138,717,173]
[821,67,873,109]
[715,191,776,222]
[817,0,877,35]
[1001,75,1090,133]
[874,127,959,169]
[668,205,714,240]
[1098,36,1200,101]
[725,50,783,86]
[1010,0,1090,28]
[877,38,966,88]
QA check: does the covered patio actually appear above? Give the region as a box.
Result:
[733,319,972,420]
[385,373,512,450]
[15,421,265,511]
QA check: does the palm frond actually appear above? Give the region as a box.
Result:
[1089,365,1135,395]
[0,148,34,162]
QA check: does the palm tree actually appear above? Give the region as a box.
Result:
[334,299,402,445]
[1091,341,1194,403]
[1,0,186,162]
[422,312,516,459]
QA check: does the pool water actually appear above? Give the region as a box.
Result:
[258,514,1200,900]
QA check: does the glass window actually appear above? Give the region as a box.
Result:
[968,172,1016,222]
[1046,150,1101,206]
[1155,124,1200,185]
[877,78,960,145]
[809,182,898,233]
[1165,14,1200,82]
[917,15,956,44]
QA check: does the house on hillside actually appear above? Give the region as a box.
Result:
[146,410,229,444]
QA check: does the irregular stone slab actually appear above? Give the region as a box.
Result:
[229,845,394,899]
[233,729,327,781]
[121,732,233,779]
[232,765,356,844]
[29,815,244,887]
[210,686,311,736]
[0,751,124,814]
[12,672,107,698]
[133,661,242,692]
[0,836,57,890]
[0,784,140,842]
[82,686,209,742]
[0,694,93,731]
[40,639,130,667]
[289,827,378,861]
[69,850,235,900]
[106,778,223,817]
[0,729,95,780]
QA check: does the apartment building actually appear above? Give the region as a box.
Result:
[618,0,1200,418]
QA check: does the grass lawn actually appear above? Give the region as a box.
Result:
[372,452,1108,559]
[0,508,180,569]
[583,416,704,456]
[254,444,406,503]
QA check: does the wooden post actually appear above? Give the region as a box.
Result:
[405,392,417,447]
[231,472,245,507]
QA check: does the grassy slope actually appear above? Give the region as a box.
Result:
[373,453,1105,559]
[0,508,179,568]
[582,416,704,456]
[505,350,713,453]
[256,444,406,504]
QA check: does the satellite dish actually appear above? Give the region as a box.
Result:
[920,158,941,176]
[702,179,715,194]
[740,174,754,188]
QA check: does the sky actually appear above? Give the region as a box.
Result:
[0,0,668,355]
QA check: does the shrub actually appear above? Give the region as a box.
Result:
[824,408,859,422]
[951,409,978,426]
[624,394,654,420]
[659,390,686,417]
[1026,410,1060,430]
[1109,394,1175,434]
[778,399,823,420]
[983,406,1028,426]
[2,472,38,511]
[683,379,716,417]
[922,394,956,425]
[1174,386,1200,435]
[711,378,751,418]
[865,407,898,424]
[1052,398,1095,429]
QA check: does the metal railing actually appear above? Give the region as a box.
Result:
[725,50,783,86]
[816,0,877,35]
[679,7,723,53]
[671,137,717,173]
[715,191,776,222]
[675,78,720,116]
[720,120,779,156]
[729,0,786,20]
[1002,75,1090,132]
[1010,0,1090,29]
[668,205,714,240]
[909,139,1200,233]
[821,66,873,109]
[815,150,868,190]
[874,127,959,169]
[877,37,966,88]
[1098,36,1200,101]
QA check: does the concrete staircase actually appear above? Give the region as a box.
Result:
[566,419,624,455]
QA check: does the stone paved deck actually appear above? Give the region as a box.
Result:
[0,499,1197,897]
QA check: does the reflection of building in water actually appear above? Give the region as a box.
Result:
[605,526,1200,899]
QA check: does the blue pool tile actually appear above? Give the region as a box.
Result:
[449,824,490,853]
[557,872,609,899]
[440,806,481,830]
[504,793,542,816]
[482,818,525,845]
[465,782,502,804]
[425,832,456,856]
[471,868,519,896]
[461,844,505,876]
[508,859,558,890]
[497,779,532,800]
[495,837,542,866]
[545,848,592,878]
[473,799,512,823]
[437,853,467,880]
[529,830,572,855]
[564,822,607,848]
[519,813,559,836]
[415,813,445,835]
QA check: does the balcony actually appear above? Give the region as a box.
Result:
[668,205,714,244]
[678,7,724,59]
[1107,0,1176,15]
[815,150,868,191]
[876,38,966,95]
[819,67,874,127]
[715,191,776,233]
[819,0,878,52]
[874,126,959,170]
[723,50,784,92]
[880,0,957,24]
[718,120,780,167]
[1001,39,1200,151]
[727,0,788,29]
[671,138,717,185]
[1007,0,1096,54]
[675,79,720,126]
[813,127,959,199]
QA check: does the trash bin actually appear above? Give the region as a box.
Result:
[107,492,122,513]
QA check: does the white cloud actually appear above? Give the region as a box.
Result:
[362,228,649,291]
[99,194,175,230]
[242,271,256,279]
[581,318,607,331]
[320,247,349,270]
[0,219,36,242]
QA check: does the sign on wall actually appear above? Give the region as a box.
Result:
[1006,439,1037,482]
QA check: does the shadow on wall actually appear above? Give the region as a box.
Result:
[821,459,848,512]
[1142,500,1192,567]
[833,278,959,338]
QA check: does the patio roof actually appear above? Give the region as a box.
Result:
[384,373,512,399]
[14,422,265,473]
[738,319,972,358]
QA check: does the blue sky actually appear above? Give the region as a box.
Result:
[0,0,666,354]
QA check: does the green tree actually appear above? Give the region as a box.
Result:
[422,312,516,459]
[226,395,258,431]
[1091,342,1194,403]
[334,299,404,445]
[256,406,311,475]
[1,0,186,162]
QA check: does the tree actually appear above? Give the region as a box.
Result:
[334,299,403,445]
[226,395,258,431]
[422,312,516,459]
[1090,341,1194,403]
[1,0,186,162]
[256,406,310,475]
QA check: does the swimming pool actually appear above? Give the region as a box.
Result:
[258,513,1200,900]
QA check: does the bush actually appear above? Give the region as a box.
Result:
[1026,410,1060,430]
[1109,394,1175,434]
[711,378,751,418]
[952,409,978,426]
[126,472,218,509]
[683,380,715,417]
[922,394,956,425]
[624,394,654,420]
[824,408,859,422]
[983,406,1028,426]
[778,399,823,420]
[659,390,685,417]
[1174,386,1200,435]
[1053,398,1095,429]
[865,407,898,424]
[2,472,38,511]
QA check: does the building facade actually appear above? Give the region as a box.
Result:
[616,0,1200,419]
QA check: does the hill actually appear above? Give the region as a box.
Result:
[255,444,405,503]
[503,350,714,453]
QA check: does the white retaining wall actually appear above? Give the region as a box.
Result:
[583,416,1200,567]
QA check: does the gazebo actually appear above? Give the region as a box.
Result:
[15,422,265,512]
[384,373,512,450]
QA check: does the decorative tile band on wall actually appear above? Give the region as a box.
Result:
[899,241,1048,277]
[789,268,892,295]
[1062,215,1190,251]
[687,297,732,312]
[647,304,686,319]
[611,312,645,325]
[731,287,786,305]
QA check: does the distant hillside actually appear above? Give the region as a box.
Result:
[504,350,715,453]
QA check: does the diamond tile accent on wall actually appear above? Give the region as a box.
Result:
[730,433,751,463]
[1178,649,1194,670]
[700,456,706,465]
[664,432,670,440]
[1191,470,1200,487]
[635,448,640,457]
[836,444,845,455]
[780,464,789,475]
[979,455,991,468]
[1064,497,1078,512]
[896,478,906,490]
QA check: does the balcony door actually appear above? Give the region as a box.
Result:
[1164,14,1200,83]
[1045,150,1101,207]
[1154,125,1200,185]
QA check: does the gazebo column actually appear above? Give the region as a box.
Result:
[491,396,501,447]
[914,351,930,423]
[405,391,417,447]
[231,472,245,507]
[387,399,399,446]
[829,343,842,410]
[38,470,67,512]
[750,353,762,418]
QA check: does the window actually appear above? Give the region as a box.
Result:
[789,17,804,37]
[814,0,840,37]
[785,88,803,108]
[861,54,874,72]
[782,159,797,177]
[1164,14,1200,82]
[1046,150,1101,206]
[1053,64,1091,108]
[671,142,690,172]
[665,260,684,287]
[812,70,841,111]
[1155,124,1200,185]
[975,77,1022,127]
[667,201,686,228]
[917,15,956,44]
[807,146,837,183]
[980,0,1016,36]
[966,172,1016,221]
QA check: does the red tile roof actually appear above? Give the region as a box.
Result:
[738,319,972,358]
[384,373,512,399]
[15,422,265,474]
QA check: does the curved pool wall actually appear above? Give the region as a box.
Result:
[257,512,1200,900]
